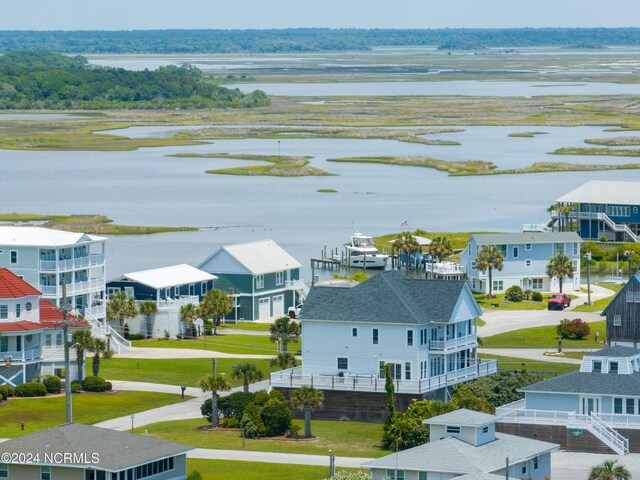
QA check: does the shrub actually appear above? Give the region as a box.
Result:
[531,292,543,302]
[42,375,62,394]
[240,402,266,438]
[0,386,8,400]
[106,382,113,391]
[523,290,532,301]
[187,472,203,480]
[15,382,47,397]
[218,392,255,421]
[82,376,108,392]
[123,323,130,340]
[164,330,171,340]
[1,385,14,397]
[504,286,524,302]
[220,418,239,428]
[557,318,591,340]
[260,399,293,437]
[253,389,286,407]
[71,382,81,393]
[128,334,145,341]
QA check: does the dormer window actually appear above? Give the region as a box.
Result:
[610,362,619,373]
[593,361,602,373]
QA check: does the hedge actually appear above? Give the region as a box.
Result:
[15,382,47,397]
[42,375,62,394]
[82,376,109,392]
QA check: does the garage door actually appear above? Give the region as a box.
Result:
[272,295,284,317]
[258,297,271,320]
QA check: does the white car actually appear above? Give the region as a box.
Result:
[288,304,304,319]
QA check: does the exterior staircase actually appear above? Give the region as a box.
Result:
[585,413,630,455]
[81,310,132,354]
[548,210,639,243]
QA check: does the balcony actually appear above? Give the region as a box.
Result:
[270,360,497,394]
[39,253,105,272]
[1,348,43,363]
[428,334,477,352]
[155,295,200,309]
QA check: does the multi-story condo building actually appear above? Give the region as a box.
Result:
[0,227,107,320]
[462,231,582,294]
[552,180,640,243]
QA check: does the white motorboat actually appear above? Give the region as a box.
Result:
[345,232,388,269]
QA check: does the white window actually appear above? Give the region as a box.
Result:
[175,286,180,296]
[533,456,539,470]
[45,334,52,347]
[201,282,207,294]
[405,362,411,380]
[0,463,7,479]
[337,357,348,370]
[16,303,21,319]
[56,333,63,346]
[352,327,358,337]
[525,259,532,267]
[512,246,519,258]
[627,291,634,303]
[188,284,195,296]
[573,243,579,256]
[10,250,17,264]
[275,271,284,285]
[41,466,51,480]
[0,305,7,319]
[372,328,379,345]
[609,206,631,217]
[387,470,405,480]
[407,330,413,346]
[521,465,527,475]
[635,292,640,303]
[256,275,264,289]
[614,314,622,326]
[554,243,564,255]
[492,280,504,292]
[532,278,544,290]
[525,243,532,251]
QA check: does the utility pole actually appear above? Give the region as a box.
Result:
[61,279,73,424]
[586,246,592,306]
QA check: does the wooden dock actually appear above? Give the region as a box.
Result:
[310,257,342,269]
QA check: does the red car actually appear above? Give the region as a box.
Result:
[548,293,571,310]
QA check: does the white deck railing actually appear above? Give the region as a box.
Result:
[588,413,629,455]
[39,253,105,271]
[428,334,477,352]
[270,360,497,394]
[1,348,42,362]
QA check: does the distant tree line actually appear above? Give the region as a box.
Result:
[0,50,269,110]
[0,28,640,54]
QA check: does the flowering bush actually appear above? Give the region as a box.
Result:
[556,318,591,340]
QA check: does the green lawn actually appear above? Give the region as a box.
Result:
[0,391,187,438]
[479,354,579,376]
[572,282,623,312]
[187,459,363,480]
[221,322,272,332]
[93,357,278,388]
[475,293,548,311]
[134,418,385,458]
[480,320,606,349]
[131,334,287,355]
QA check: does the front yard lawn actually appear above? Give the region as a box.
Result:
[474,293,548,311]
[0,391,187,438]
[572,282,623,312]
[134,418,385,458]
[187,459,364,480]
[479,354,579,376]
[480,320,606,349]
[93,357,278,388]
[131,334,283,355]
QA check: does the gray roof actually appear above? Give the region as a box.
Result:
[362,432,558,474]
[520,371,640,396]
[301,270,479,325]
[601,275,640,316]
[0,423,192,471]
[556,180,640,206]
[587,346,640,358]
[457,473,508,480]
[427,409,497,427]
[468,231,582,245]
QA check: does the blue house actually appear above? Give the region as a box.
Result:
[553,180,640,243]
[602,274,640,348]
[198,239,306,322]
[462,231,582,294]
[498,346,640,454]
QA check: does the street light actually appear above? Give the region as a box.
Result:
[130,413,135,431]
[586,249,592,306]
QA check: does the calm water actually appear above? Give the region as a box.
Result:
[2,123,640,279]
[229,81,640,97]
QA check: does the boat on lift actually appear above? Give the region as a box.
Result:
[345,232,388,269]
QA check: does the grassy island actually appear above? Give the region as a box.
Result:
[170,153,334,176]
[0,214,197,235]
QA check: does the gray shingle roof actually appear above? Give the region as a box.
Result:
[427,409,497,427]
[601,275,640,316]
[457,473,509,480]
[0,423,192,471]
[301,270,479,325]
[520,371,640,396]
[587,346,640,358]
[468,231,582,245]
[362,432,558,474]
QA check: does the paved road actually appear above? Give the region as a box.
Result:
[478,310,604,338]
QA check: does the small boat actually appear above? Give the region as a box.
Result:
[345,232,388,269]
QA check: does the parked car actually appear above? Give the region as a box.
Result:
[548,293,571,310]
[288,304,304,319]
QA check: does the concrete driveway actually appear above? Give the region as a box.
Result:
[479,309,604,338]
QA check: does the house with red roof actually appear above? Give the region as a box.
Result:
[0,268,88,387]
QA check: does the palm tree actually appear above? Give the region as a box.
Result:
[270,352,297,369]
[394,231,420,274]
[90,337,110,377]
[179,303,198,338]
[430,236,453,263]
[139,300,157,339]
[588,459,632,480]
[106,290,137,335]
[546,253,575,293]
[269,316,301,353]
[290,385,324,438]
[230,362,264,393]
[623,250,636,279]
[199,372,231,427]
[197,289,233,335]
[557,204,576,232]
[474,245,505,298]
[71,329,94,383]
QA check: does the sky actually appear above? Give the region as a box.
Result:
[1,0,640,30]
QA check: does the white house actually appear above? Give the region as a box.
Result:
[462,231,582,294]
[198,239,307,322]
[364,409,559,480]
[0,268,88,386]
[0,226,107,320]
[270,270,496,395]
